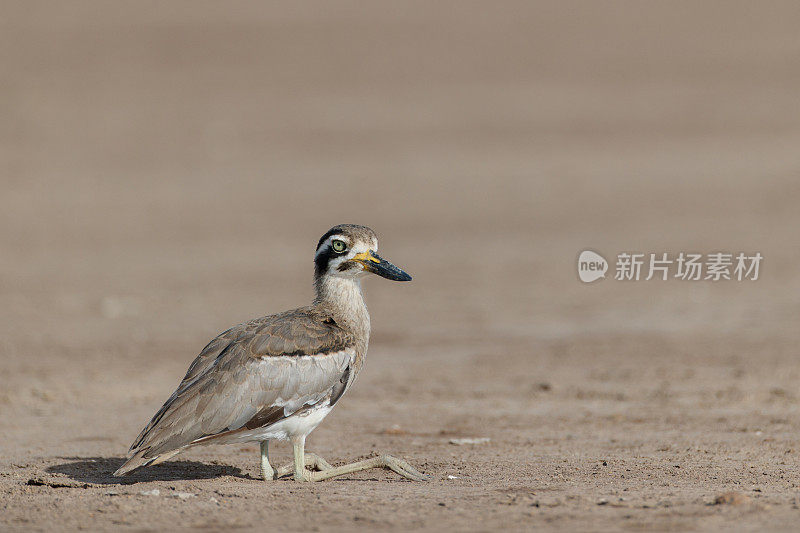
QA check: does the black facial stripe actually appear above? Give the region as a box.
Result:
[314,246,337,278]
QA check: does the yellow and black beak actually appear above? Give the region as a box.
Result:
[350,251,412,281]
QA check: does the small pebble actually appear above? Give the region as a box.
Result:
[447,475,458,480]
[449,438,490,445]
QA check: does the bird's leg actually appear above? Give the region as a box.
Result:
[289,438,428,483]
[293,436,309,481]
[273,436,335,480]
[302,455,428,482]
[266,439,333,479]
[260,440,275,480]
[274,452,333,478]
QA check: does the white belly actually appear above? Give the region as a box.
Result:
[212,403,334,444]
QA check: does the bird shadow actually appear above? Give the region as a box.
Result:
[45,457,255,485]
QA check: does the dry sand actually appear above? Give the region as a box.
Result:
[2,1,800,531]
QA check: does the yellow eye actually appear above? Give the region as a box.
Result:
[331,240,347,253]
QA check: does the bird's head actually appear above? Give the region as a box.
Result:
[314,224,411,282]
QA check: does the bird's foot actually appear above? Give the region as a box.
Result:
[294,454,429,482]
[275,452,334,479]
[261,464,275,480]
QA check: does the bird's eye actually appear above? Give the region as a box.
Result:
[331,240,347,253]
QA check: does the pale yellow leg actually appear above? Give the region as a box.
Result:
[274,452,333,478]
[289,437,428,482]
[260,440,275,480]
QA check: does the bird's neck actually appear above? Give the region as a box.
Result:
[313,275,370,338]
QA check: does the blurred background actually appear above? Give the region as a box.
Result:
[2,1,800,529]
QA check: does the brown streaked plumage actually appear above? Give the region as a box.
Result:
[114,224,427,482]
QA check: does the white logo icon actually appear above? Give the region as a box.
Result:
[578,250,608,283]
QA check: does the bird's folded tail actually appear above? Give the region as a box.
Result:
[113,425,252,476]
[113,448,181,476]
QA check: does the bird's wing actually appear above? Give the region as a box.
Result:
[125,308,354,462]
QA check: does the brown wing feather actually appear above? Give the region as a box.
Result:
[119,307,354,473]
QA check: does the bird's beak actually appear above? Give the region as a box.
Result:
[350,251,412,281]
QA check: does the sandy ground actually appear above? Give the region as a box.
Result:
[2,1,800,531]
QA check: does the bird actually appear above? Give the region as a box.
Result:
[113,224,427,482]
